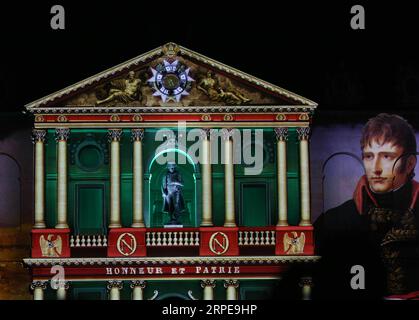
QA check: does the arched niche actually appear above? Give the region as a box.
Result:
[144,148,201,227]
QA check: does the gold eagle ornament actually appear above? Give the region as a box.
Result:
[283,232,305,254]
[39,234,62,257]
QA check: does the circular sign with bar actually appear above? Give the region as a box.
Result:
[116,233,137,256]
[209,232,229,255]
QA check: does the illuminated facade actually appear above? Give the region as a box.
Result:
[24,43,318,300]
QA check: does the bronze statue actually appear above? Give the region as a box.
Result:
[197,71,251,105]
[96,71,142,105]
[161,162,185,225]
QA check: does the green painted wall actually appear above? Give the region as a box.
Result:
[61,279,279,300]
[43,127,302,232]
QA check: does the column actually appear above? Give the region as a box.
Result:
[201,129,213,226]
[56,281,70,300]
[297,127,311,226]
[274,127,288,226]
[299,277,313,300]
[130,280,146,300]
[32,129,47,228]
[224,279,239,300]
[201,279,216,300]
[107,280,123,300]
[108,129,122,228]
[31,281,47,300]
[55,128,70,229]
[131,129,145,228]
[222,129,236,227]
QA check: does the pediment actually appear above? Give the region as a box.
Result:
[25,43,317,113]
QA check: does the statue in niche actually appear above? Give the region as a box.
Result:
[161,162,186,225]
[95,71,143,105]
[197,70,251,105]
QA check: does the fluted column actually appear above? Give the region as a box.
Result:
[31,281,47,300]
[201,279,216,300]
[32,129,47,228]
[299,277,313,300]
[55,281,70,300]
[130,280,146,300]
[224,279,239,300]
[55,128,70,229]
[108,129,123,228]
[201,129,213,226]
[275,127,288,226]
[222,129,236,227]
[107,280,123,300]
[297,127,311,226]
[131,129,145,228]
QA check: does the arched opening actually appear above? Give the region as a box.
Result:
[321,152,364,212]
[145,148,200,227]
[0,153,22,228]
[157,292,190,300]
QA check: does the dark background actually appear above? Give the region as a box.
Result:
[1,1,419,129]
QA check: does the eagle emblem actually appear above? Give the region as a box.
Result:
[39,234,62,257]
[283,232,305,254]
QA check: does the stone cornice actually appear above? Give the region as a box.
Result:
[23,255,320,267]
[29,105,316,114]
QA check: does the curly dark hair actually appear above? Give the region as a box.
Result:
[361,113,417,175]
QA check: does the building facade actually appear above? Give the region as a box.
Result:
[23,43,318,300]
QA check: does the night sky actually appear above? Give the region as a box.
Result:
[1,1,419,125]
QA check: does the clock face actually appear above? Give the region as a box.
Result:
[148,60,194,102]
[162,74,180,90]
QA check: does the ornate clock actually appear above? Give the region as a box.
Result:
[147,60,194,102]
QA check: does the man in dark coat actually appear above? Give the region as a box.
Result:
[314,113,419,299]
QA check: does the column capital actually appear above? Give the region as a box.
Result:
[55,128,70,142]
[108,129,123,142]
[296,127,311,141]
[107,280,123,291]
[274,127,288,141]
[131,128,145,142]
[32,129,47,144]
[30,280,48,291]
[223,279,239,289]
[200,128,212,140]
[299,277,314,288]
[130,280,146,289]
[221,128,235,141]
[53,281,70,290]
[201,279,216,289]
